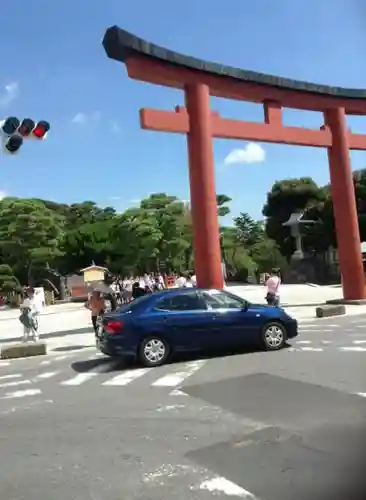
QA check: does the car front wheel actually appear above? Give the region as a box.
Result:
[138,336,170,367]
[261,322,286,351]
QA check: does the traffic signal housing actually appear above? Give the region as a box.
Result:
[0,117,50,155]
[32,120,50,140]
[1,116,20,136]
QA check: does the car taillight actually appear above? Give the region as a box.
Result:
[104,320,124,334]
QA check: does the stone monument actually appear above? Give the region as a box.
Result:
[283,212,317,283]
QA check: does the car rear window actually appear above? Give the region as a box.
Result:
[117,294,152,313]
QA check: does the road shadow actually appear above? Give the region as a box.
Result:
[69,342,293,374]
[51,344,95,353]
[186,422,366,500]
[167,341,293,365]
[71,356,129,373]
[184,374,366,500]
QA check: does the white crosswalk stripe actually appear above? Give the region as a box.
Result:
[61,362,114,386]
[103,368,150,386]
[152,360,205,387]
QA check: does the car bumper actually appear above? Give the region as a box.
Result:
[285,319,298,339]
[96,334,136,358]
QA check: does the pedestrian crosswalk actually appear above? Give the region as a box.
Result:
[0,357,207,400]
[1,310,366,401]
[0,335,365,400]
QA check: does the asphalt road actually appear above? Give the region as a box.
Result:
[0,313,365,500]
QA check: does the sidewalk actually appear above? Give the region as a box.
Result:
[0,308,91,346]
[283,304,366,320]
[0,302,84,321]
[229,284,345,306]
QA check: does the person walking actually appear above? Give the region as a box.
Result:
[19,287,42,342]
[265,269,281,307]
[85,290,105,335]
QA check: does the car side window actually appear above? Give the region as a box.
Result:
[203,291,244,310]
[155,293,207,312]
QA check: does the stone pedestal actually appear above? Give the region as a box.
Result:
[1,341,47,359]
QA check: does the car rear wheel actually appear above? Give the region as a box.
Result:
[138,336,170,367]
[261,322,286,351]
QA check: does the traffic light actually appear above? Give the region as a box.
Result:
[17,118,35,137]
[5,135,23,154]
[1,116,20,136]
[32,120,50,140]
[0,117,50,155]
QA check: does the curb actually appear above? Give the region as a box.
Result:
[282,302,326,308]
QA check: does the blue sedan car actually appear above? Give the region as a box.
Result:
[96,288,298,367]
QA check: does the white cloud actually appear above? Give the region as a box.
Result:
[224,143,265,165]
[71,111,101,125]
[0,191,7,200]
[111,121,121,134]
[0,82,19,107]
[71,112,86,124]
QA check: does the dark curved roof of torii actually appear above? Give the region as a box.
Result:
[103,26,366,100]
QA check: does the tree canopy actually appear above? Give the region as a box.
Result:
[0,192,283,287]
[0,167,364,290]
[261,168,366,260]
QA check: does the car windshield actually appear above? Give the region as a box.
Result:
[205,289,247,307]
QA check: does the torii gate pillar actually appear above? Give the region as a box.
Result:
[325,108,365,300]
[185,83,223,289]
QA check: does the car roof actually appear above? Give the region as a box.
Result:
[151,287,224,299]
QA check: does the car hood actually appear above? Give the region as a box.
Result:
[247,303,287,315]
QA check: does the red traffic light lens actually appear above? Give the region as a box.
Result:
[32,120,50,139]
[18,118,35,137]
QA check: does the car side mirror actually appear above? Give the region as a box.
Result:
[241,301,249,312]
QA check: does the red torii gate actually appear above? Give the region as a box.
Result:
[103,26,366,300]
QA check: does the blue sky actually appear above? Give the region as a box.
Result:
[0,0,365,220]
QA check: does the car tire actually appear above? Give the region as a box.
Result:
[261,322,287,351]
[138,336,170,367]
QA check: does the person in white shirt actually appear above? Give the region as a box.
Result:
[190,274,197,287]
[19,287,42,342]
[185,274,196,288]
[175,272,187,288]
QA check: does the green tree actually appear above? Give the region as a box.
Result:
[0,264,21,292]
[216,194,232,217]
[108,206,162,275]
[262,178,326,260]
[233,212,264,247]
[250,238,286,273]
[139,193,190,271]
[0,198,64,283]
